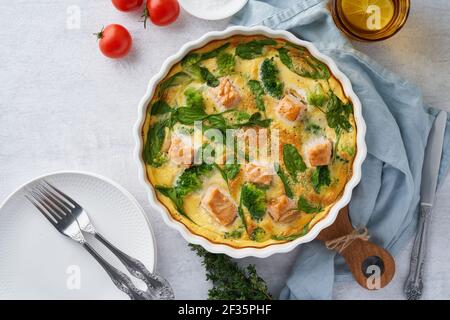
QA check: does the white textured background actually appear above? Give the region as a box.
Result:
[1,1,449,299]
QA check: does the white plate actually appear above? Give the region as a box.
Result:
[180,0,248,20]
[0,171,156,300]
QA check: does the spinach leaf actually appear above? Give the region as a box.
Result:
[217,52,235,76]
[200,67,220,87]
[143,120,168,167]
[247,80,266,111]
[275,165,293,198]
[311,166,331,193]
[326,92,353,134]
[241,183,266,221]
[173,107,208,125]
[158,72,191,95]
[150,100,172,115]
[250,227,266,242]
[232,112,271,128]
[236,39,277,59]
[278,47,330,80]
[184,87,204,109]
[298,196,322,214]
[200,43,230,61]
[155,186,186,217]
[282,144,306,181]
[181,54,202,79]
[260,58,283,99]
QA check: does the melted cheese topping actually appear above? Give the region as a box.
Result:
[142,35,357,248]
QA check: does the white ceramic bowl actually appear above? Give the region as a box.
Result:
[134,26,367,258]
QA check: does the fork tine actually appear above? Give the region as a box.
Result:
[33,188,68,219]
[26,192,59,225]
[37,184,72,214]
[42,181,79,208]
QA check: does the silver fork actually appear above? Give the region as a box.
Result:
[39,181,174,300]
[26,188,151,300]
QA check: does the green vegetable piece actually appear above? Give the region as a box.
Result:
[277,47,330,80]
[223,163,241,180]
[325,92,353,134]
[241,183,266,221]
[224,228,243,239]
[200,67,220,87]
[298,196,322,214]
[189,244,272,300]
[250,227,266,242]
[184,87,204,109]
[311,166,331,193]
[305,122,322,135]
[271,225,309,241]
[181,54,202,78]
[235,39,277,59]
[158,72,191,95]
[143,120,167,167]
[307,86,327,107]
[200,43,230,61]
[155,186,186,217]
[248,80,266,111]
[276,165,293,198]
[260,58,283,99]
[150,100,171,115]
[282,144,307,181]
[173,107,208,125]
[217,52,235,76]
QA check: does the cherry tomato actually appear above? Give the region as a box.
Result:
[146,0,180,26]
[111,0,143,12]
[95,24,132,59]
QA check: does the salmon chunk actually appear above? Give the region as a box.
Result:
[211,77,240,109]
[304,137,332,167]
[244,162,273,186]
[201,187,237,226]
[267,195,298,223]
[168,135,194,166]
[276,93,307,122]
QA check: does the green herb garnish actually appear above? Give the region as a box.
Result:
[189,244,272,300]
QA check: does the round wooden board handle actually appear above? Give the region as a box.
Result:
[317,206,395,290]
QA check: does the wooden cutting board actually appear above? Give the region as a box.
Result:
[317,206,395,289]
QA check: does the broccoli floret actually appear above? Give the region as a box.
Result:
[184,87,204,109]
[260,58,283,99]
[307,85,327,107]
[250,227,266,242]
[241,183,267,220]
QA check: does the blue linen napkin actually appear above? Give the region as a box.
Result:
[231,0,450,299]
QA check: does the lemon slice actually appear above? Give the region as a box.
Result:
[341,0,395,31]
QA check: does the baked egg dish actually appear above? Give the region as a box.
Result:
[142,35,357,248]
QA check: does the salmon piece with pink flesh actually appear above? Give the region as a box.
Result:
[267,195,298,223]
[201,187,237,226]
[244,162,273,186]
[211,77,240,109]
[304,137,332,167]
[276,94,307,122]
[168,136,194,167]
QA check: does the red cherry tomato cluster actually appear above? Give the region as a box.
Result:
[97,0,180,59]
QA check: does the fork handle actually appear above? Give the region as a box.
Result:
[83,243,151,300]
[94,233,174,299]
